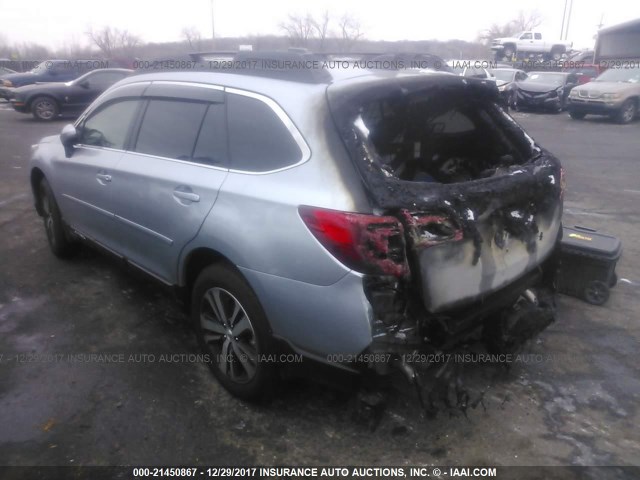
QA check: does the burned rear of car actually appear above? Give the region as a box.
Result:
[327,73,563,370]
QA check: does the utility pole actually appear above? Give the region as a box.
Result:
[560,0,569,39]
[564,0,574,40]
[210,0,215,47]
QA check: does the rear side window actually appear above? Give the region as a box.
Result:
[227,93,302,172]
[80,99,141,149]
[135,100,207,160]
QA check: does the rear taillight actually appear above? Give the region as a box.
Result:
[400,210,463,247]
[298,206,409,277]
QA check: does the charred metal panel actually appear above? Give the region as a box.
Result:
[327,73,563,313]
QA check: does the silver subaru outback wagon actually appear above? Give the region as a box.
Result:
[30,57,564,400]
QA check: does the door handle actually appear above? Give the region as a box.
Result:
[173,190,200,202]
[96,173,112,182]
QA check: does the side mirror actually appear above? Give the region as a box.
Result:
[78,80,90,89]
[60,124,78,158]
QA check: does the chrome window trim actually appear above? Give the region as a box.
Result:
[225,87,312,175]
[150,80,224,91]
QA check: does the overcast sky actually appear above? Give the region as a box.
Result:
[1,0,639,51]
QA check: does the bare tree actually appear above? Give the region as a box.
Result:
[477,10,544,44]
[181,26,203,51]
[86,26,141,58]
[280,14,315,47]
[512,10,544,33]
[477,23,518,44]
[310,10,331,52]
[16,42,50,59]
[338,14,364,52]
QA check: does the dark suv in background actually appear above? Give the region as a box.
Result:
[0,60,98,100]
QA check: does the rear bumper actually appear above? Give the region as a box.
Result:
[238,267,374,364]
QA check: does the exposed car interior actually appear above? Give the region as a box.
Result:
[357,91,533,183]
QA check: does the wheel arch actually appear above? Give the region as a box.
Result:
[30,167,46,216]
[179,247,240,311]
[28,93,59,110]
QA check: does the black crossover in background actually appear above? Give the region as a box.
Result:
[11,68,133,120]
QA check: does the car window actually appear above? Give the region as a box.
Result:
[192,103,227,166]
[134,100,207,160]
[516,72,528,81]
[79,99,142,149]
[465,67,487,78]
[534,33,542,40]
[520,33,532,40]
[86,71,127,88]
[227,93,302,172]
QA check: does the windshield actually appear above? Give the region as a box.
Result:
[490,70,515,82]
[525,73,565,85]
[29,62,49,74]
[594,67,640,83]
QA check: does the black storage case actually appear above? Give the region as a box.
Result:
[557,225,622,305]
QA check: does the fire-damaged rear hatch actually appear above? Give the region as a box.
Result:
[327,73,563,313]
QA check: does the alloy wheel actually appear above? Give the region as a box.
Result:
[34,99,55,120]
[199,287,258,383]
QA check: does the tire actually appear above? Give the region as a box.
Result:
[31,96,59,121]
[614,99,636,124]
[192,263,277,401]
[39,178,78,258]
[584,280,609,306]
[502,45,515,60]
[550,47,564,61]
[569,110,586,120]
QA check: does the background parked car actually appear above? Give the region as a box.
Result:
[489,68,528,108]
[0,60,96,100]
[448,60,494,79]
[516,71,579,112]
[10,68,133,120]
[0,66,16,77]
[568,66,640,123]
[562,64,602,84]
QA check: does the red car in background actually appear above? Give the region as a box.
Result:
[562,64,604,84]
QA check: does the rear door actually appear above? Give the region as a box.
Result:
[55,98,143,248]
[109,84,228,283]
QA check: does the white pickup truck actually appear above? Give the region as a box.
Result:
[491,31,573,60]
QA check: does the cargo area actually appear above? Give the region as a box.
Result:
[328,74,564,313]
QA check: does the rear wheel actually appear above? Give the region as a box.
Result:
[614,99,636,124]
[192,264,276,401]
[31,96,59,121]
[569,110,586,120]
[39,178,78,258]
